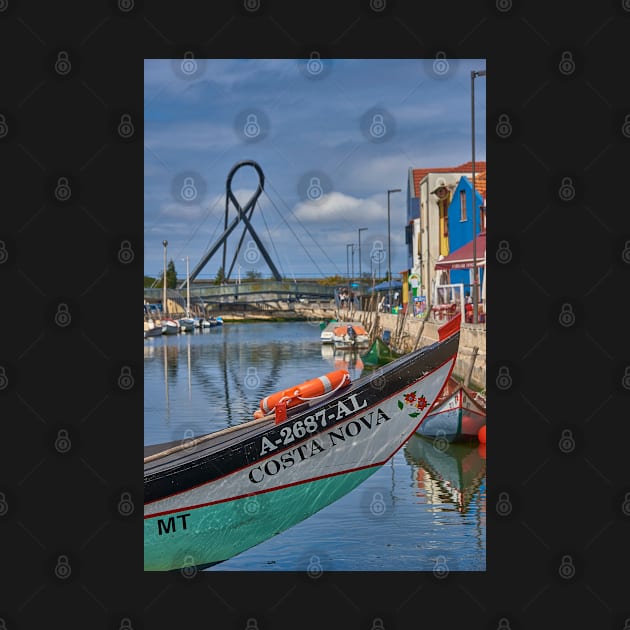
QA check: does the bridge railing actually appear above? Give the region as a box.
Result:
[144,281,336,303]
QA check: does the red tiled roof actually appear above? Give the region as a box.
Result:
[411,161,486,198]
[472,171,486,201]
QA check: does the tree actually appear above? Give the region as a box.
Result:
[156,259,178,289]
[166,259,177,289]
[214,266,226,285]
[245,269,262,281]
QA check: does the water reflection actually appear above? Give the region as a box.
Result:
[403,434,486,515]
[320,344,364,379]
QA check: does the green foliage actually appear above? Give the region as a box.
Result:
[155,259,178,289]
[317,275,346,286]
[214,266,226,285]
[144,276,156,288]
[245,269,262,281]
[166,259,177,288]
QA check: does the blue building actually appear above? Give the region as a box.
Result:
[438,173,486,296]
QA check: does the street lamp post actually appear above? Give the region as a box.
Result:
[387,188,401,312]
[181,255,191,317]
[346,243,354,311]
[358,227,368,283]
[471,69,486,324]
[162,239,168,318]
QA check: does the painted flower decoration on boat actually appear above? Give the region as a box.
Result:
[398,391,428,418]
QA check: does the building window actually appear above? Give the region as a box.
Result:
[442,201,448,239]
[460,190,466,222]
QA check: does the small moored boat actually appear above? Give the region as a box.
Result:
[415,376,486,444]
[178,317,196,332]
[332,323,369,349]
[161,318,180,335]
[360,336,403,368]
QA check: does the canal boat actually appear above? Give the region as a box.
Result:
[144,319,164,338]
[332,323,369,349]
[360,336,403,368]
[178,317,196,332]
[144,323,461,571]
[319,320,356,344]
[161,318,180,335]
[415,376,486,443]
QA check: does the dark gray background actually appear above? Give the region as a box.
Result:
[1,0,629,628]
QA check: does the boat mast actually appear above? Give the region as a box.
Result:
[186,255,190,317]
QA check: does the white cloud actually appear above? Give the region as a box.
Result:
[293,191,385,223]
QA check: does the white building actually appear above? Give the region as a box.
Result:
[405,161,486,307]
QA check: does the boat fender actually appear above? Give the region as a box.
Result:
[259,369,351,415]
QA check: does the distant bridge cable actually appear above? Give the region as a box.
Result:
[257,199,289,280]
[264,177,342,276]
[262,187,326,277]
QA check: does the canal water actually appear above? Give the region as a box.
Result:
[144,321,486,572]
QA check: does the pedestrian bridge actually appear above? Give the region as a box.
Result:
[144,281,336,306]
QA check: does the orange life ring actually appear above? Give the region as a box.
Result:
[259,369,351,414]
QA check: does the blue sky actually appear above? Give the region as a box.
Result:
[144,58,486,282]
